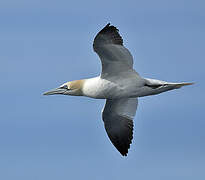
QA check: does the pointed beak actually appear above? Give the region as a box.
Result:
[174,82,194,89]
[43,87,67,95]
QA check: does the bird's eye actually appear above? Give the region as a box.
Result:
[60,85,68,89]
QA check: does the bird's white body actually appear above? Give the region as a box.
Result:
[82,76,190,99]
[82,76,138,99]
[44,23,193,156]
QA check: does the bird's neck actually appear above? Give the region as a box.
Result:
[81,76,105,98]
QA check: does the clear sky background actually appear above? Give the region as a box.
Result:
[0,0,204,179]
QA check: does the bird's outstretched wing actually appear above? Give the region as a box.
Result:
[93,23,134,78]
[102,98,138,156]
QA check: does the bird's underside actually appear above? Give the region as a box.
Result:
[44,23,193,156]
[92,23,192,156]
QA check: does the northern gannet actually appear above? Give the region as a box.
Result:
[44,23,193,156]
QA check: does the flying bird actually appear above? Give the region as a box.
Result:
[44,23,193,156]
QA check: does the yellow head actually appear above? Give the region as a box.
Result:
[43,80,85,96]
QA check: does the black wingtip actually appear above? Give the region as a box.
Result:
[105,23,111,27]
[100,23,119,32]
[121,152,128,156]
[119,148,129,156]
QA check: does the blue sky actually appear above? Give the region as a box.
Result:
[0,0,204,179]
